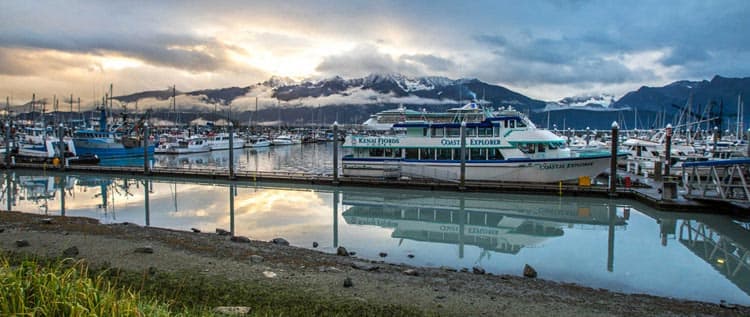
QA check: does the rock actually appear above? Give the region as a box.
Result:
[0,228,5,233]
[62,246,79,257]
[190,228,201,233]
[322,266,342,273]
[134,246,154,254]
[213,306,252,316]
[472,266,486,275]
[407,254,415,258]
[262,271,277,278]
[378,252,388,257]
[270,238,290,246]
[440,266,457,272]
[40,218,53,224]
[249,255,264,263]
[351,261,380,271]
[336,246,349,256]
[216,228,231,236]
[720,300,738,310]
[349,251,357,256]
[312,241,319,248]
[460,268,469,273]
[343,277,353,288]
[403,269,419,276]
[523,264,537,278]
[15,240,29,247]
[147,266,157,275]
[231,236,251,243]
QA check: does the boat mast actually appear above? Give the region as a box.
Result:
[737,93,743,139]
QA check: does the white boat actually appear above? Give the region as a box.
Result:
[15,137,100,165]
[163,136,210,154]
[250,137,271,148]
[343,104,621,183]
[271,135,295,146]
[362,103,488,131]
[207,133,246,150]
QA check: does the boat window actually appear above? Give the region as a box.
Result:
[537,144,545,153]
[548,144,558,150]
[518,143,535,154]
[446,128,460,137]
[470,148,484,160]
[488,149,505,160]
[368,148,384,157]
[516,120,527,128]
[405,148,419,159]
[467,127,476,137]
[436,148,452,160]
[432,127,444,137]
[479,127,492,137]
[423,128,428,137]
[420,148,435,160]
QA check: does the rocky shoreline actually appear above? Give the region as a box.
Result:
[1,211,746,316]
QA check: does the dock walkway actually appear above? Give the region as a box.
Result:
[0,162,735,213]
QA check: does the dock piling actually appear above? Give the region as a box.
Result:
[332,122,339,185]
[609,121,618,196]
[459,121,466,191]
[229,122,235,180]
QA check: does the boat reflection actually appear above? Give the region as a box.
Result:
[342,190,628,256]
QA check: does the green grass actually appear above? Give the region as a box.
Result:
[0,253,430,317]
[0,256,202,316]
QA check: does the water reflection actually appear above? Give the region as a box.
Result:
[643,209,750,299]
[341,190,626,266]
[2,170,750,305]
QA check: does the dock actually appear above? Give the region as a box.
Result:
[2,161,738,213]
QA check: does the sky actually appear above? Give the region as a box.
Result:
[1,0,749,106]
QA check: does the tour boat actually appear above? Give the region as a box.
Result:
[343,103,622,183]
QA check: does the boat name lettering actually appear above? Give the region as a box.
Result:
[468,228,499,235]
[440,139,460,146]
[440,225,459,232]
[539,161,594,169]
[469,139,503,146]
[356,137,400,145]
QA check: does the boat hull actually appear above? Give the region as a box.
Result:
[342,154,615,183]
[74,142,155,158]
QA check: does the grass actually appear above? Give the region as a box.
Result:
[0,256,201,316]
[0,253,430,317]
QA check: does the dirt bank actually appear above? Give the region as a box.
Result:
[0,211,746,316]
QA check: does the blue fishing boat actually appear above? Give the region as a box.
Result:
[72,108,154,159]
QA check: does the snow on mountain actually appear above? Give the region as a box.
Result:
[543,94,620,111]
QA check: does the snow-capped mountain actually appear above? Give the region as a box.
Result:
[544,94,620,111]
[113,73,546,111]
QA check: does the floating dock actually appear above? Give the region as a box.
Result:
[0,162,741,213]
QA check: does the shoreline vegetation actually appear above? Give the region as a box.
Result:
[1,211,747,316]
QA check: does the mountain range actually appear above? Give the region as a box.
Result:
[105,73,750,130]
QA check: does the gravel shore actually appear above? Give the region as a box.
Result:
[1,211,746,316]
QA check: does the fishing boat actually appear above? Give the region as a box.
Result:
[343,103,622,183]
[14,137,100,165]
[207,132,246,150]
[72,109,154,158]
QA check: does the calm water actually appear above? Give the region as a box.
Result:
[101,143,346,175]
[3,168,750,305]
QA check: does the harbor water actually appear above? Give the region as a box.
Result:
[3,165,750,306]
